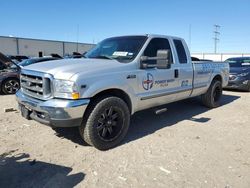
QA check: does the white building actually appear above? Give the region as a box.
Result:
[0,36,95,57]
[192,53,250,61]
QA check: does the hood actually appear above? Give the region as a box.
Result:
[0,52,20,70]
[23,58,126,80]
[229,66,250,74]
[0,52,12,64]
[0,52,12,69]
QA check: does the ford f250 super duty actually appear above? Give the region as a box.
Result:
[16,35,229,150]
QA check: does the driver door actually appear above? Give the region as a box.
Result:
[137,37,180,111]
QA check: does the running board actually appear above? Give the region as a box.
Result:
[155,108,167,115]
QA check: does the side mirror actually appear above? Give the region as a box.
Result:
[156,49,171,69]
[140,49,172,69]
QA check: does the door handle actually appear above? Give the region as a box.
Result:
[174,69,179,78]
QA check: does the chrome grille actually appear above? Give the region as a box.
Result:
[20,71,52,100]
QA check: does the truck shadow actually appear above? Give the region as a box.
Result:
[124,94,240,144]
[53,94,240,147]
[224,88,249,93]
[0,151,85,188]
[54,127,89,146]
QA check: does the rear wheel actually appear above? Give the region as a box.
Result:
[79,96,130,150]
[2,78,20,94]
[201,80,222,108]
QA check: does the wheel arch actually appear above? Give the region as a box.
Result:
[212,74,222,83]
[2,76,20,83]
[89,88,133,114]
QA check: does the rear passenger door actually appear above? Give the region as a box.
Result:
[172,39,193,100]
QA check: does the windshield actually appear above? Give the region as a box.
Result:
[226,57,250,67]
[85,36,148,63]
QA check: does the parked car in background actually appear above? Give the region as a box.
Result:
[191,57,213,62]
[19,57,61,67]
[0,52,21,94]
[224,57,250,91]
[50,53,63,59]
[191,57,200,61]
[200,59,213,62]
[7,55,29,62]
[0,53,62,94]
[64,52,86,59]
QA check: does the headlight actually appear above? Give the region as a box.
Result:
[237,72,249,77]
[53,79,80,99]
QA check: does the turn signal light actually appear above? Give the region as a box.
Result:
[72,92,80,99]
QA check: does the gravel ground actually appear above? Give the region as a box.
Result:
[0,90,249,188]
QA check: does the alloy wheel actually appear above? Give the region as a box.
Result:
[96,106,123,141]
[4,80,20,94]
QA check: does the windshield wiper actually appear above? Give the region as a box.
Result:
[91,55,113,60]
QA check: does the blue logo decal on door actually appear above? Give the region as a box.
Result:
[142,73,154,90]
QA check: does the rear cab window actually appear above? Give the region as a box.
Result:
[173,39,187,64]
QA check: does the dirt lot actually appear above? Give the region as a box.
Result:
[0,90,249,188]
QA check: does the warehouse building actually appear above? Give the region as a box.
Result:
[0,36,95,57]
[192,53,250,61]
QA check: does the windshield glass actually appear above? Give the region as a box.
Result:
[85,36,148,63]
[226,57,250,67]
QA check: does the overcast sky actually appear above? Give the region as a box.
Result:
[1,0,250,53]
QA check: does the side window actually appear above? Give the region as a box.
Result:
[143,38,172,64]
[174,40,187,64]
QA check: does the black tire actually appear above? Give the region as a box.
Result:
[201,80,222,108]
[1,78,20,94]
[79,96,130,150]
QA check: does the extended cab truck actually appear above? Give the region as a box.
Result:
[16,35,229,150]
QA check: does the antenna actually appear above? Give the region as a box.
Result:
[213,24,220,53]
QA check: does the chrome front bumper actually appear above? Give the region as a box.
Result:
[16,90,90,128]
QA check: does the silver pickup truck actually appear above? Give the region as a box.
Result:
[16,34,229,150]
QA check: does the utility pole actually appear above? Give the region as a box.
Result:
[213,25,220,53]
[76,24,79,53]
[188,24,192,52]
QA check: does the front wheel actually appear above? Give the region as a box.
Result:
[79,96,130,150]
[201,80,222,108]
